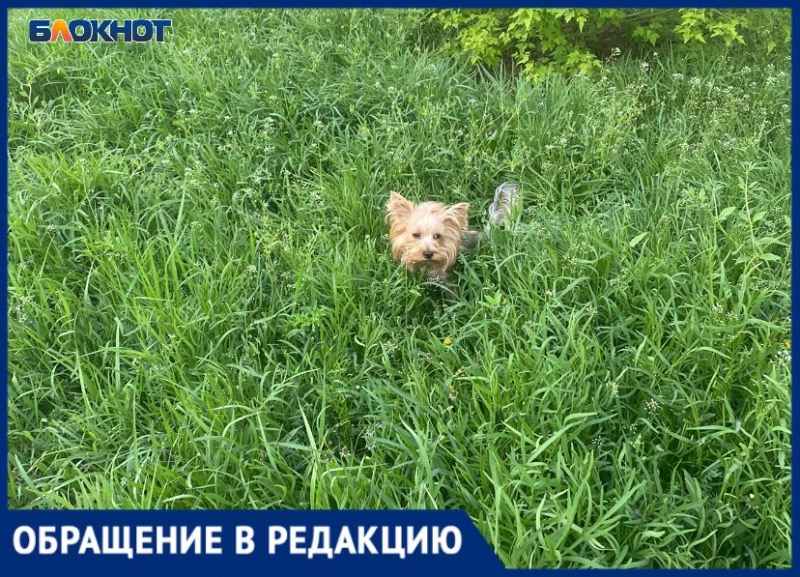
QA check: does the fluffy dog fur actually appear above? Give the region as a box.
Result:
[385,191,469,283]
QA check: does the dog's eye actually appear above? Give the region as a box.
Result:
[412,232,421,239]
[433,233,441,240]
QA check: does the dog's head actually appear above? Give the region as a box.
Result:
[385,191,469,277]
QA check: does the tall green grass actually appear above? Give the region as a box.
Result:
[7,9,791,568]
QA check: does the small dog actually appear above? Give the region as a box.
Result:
[385,183,520,285]
[385,191,469,284]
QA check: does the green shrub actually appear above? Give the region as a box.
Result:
[430,9,791,81]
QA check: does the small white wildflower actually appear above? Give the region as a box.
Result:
[364,425,377,451]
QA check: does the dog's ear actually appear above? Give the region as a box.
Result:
[446,202,469,230]
[386,191,413,223]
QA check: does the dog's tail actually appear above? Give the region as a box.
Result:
[461,181,521,249]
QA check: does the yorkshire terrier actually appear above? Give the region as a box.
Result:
[385,191,469,284]
[385,183,520,285]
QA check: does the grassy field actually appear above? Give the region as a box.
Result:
[6,9,792,568]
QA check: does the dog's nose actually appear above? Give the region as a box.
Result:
[423,251,434,260]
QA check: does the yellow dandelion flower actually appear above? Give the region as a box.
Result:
[443,338,453,346]
[784,339,791,349]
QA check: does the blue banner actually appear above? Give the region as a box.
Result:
[2,511,504,575]
[3,3,797,576]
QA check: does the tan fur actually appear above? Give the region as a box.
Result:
[385,191,469,283]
